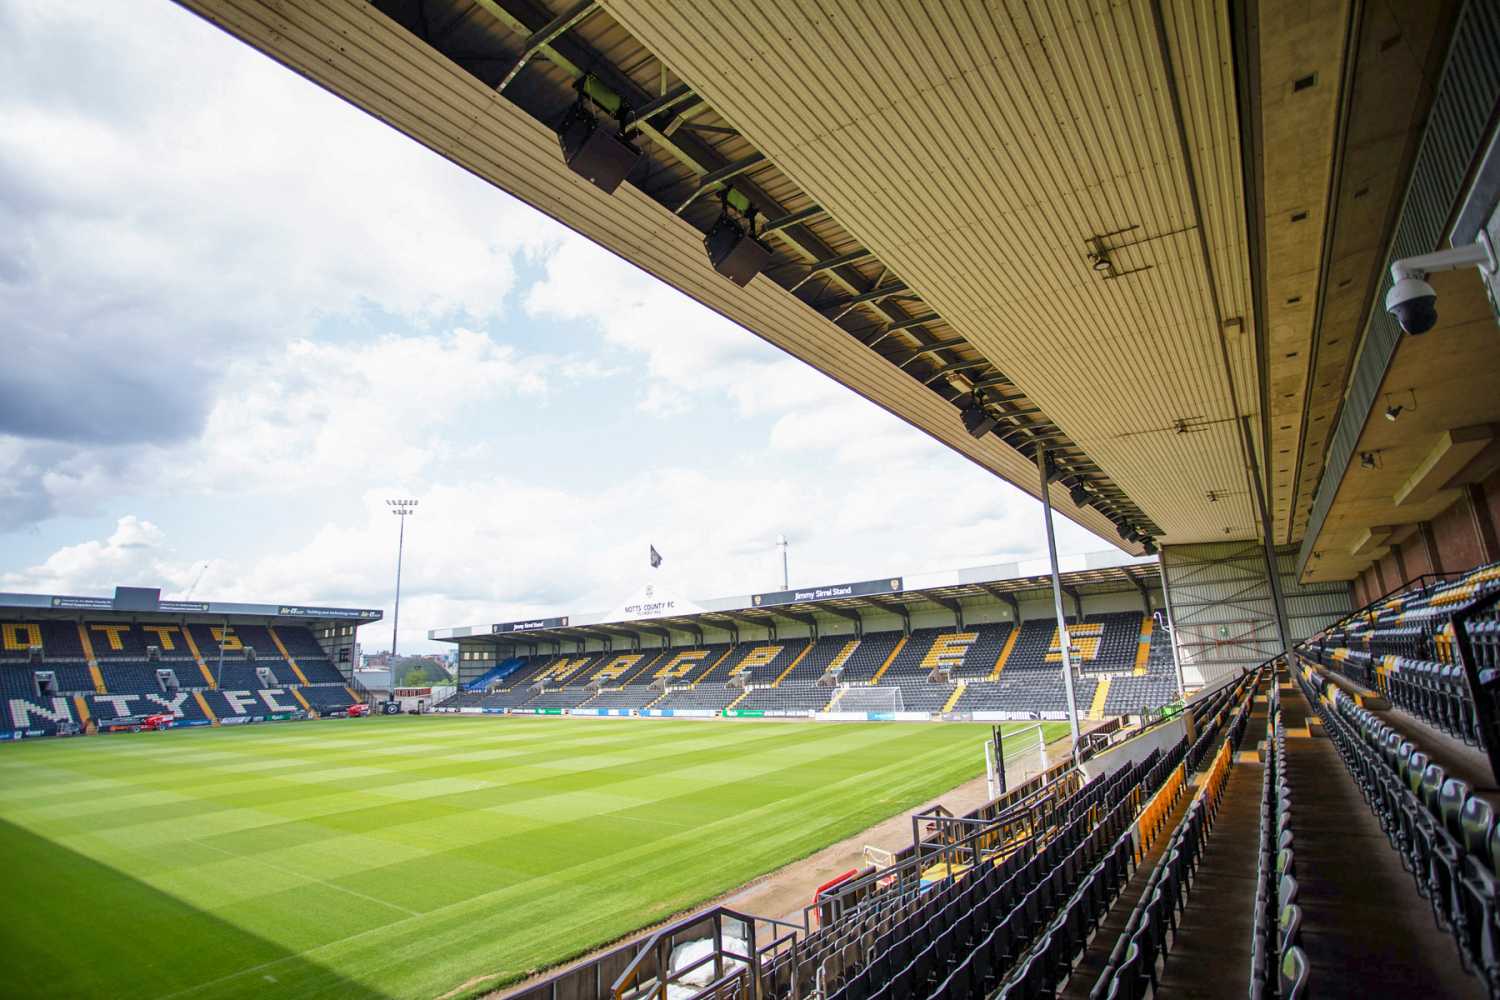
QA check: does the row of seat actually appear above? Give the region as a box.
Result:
[1250,685,1309,999]
[1306,559,1500,750]
[0,620,329,661]
[1298,660,1500,993]
[1087,677,1254,999]
[799,675,1272,1000]
[810,752,1175,1000]
[941,797,1137,998]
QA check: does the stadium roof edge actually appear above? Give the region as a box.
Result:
[0,586,382,624]
[430,550,1158,644]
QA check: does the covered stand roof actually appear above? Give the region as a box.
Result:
[0,586,382,627]
[176,0,1490,583]
[431,558,1160,648]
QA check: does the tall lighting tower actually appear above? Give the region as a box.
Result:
[386,499,418,661]
[777,534,789,590]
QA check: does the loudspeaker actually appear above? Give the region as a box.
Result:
[558,111,641,194]
[704,216,772,286]
[961,404,998,439]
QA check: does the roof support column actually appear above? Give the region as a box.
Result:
[1038,447,1081,761]
[1242,416,1294,663]
[1156,554,1188,705]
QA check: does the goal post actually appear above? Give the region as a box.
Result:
[985,723,1050,798]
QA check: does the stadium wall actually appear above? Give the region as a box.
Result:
[1350,467,1500,606]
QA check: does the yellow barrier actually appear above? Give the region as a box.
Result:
[1132,762,1187,861]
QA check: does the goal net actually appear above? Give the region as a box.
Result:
[837,685,904,713]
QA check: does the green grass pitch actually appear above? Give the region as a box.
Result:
[0,716,1064,999]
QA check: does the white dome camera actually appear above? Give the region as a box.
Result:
[1385,231,1497,335]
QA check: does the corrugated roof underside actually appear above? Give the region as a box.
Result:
[601,0,1263,543]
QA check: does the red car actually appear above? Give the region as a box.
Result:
[142,713,175,731]
[347,703,370,717]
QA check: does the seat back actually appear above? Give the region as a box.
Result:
[1406,750,1429,792]
[1278,902,1302,952]
[1457,792,1495,859]
[1279,945,1309,999]
[1439,778,1472,841]
[1420,762,1447,812]
[1278,873,1298,907]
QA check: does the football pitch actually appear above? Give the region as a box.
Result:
[0,716,1063,1000]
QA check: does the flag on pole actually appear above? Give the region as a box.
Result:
[649,544,663,569]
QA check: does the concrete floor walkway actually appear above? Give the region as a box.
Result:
[1276,677,1483,997]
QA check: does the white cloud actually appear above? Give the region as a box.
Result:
[0,1,561,523]
[4,453,1105,653]
[1,515,198,596]
[524,234,854,419]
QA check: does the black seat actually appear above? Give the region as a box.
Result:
[1439,778,1472,842]
[1406,750,1430,793]
[1420,762,1448,814]
[1460,794,1495,861]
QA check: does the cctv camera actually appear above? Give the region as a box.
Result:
[1385,232,1497,336]
[1385,276,1438,335]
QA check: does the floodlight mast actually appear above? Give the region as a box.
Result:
[777,534,789,590]
[387,499,418,662]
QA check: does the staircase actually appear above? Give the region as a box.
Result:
[941,681,966,714]
[869,635,907,683]
[989,627,1020,680]
[771,643,813,686]
[1133,618,1152,675]
[1087,676,1111,720]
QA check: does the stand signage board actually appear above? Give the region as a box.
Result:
[750,577,902,609]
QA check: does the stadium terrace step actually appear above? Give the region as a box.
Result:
[1274,678,1484,997]
[989,626,1020,680]
[1153,708,1267,997]
[1133,618,1152,675]
[869,635,907,684]
[1087,677,1111,720]
[1056,783,1197,999]
[941,681,966,714]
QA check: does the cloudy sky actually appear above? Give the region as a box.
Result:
[0,2,1107,652]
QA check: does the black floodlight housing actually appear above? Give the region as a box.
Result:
[705,188,772,286]
[558,75,642,194]
[1141,537,1158,555]
[1068,481,1090,507]
[961,395,998,439]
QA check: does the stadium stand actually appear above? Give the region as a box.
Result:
[437,612,1184,719]
[744,669,1262,1000]
[1,616,360,738]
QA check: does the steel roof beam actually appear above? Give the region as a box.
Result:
[631,82,696,121]
[819,605,863,626]
[890,336,971,366]
[818,281,910,314]
[763,205,826,234]
[490,0,599,91]
[923,359,993,385]
[771,609,817,631]
[675,152,767,213]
